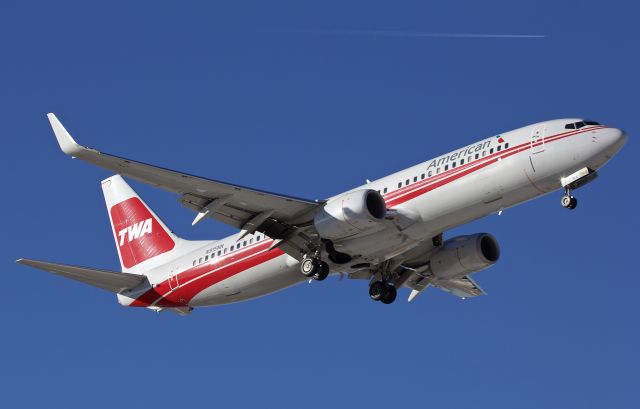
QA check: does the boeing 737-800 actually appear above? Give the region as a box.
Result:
[17,114,627,313]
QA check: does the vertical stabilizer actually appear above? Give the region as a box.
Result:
[102,175,182,274]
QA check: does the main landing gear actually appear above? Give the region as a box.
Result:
[369,281,397,304]
[300,257,329,281]
[561,188,578,210]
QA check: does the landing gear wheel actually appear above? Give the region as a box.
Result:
[380,285,397,304]
[300,257,319,277]
[369,281,386,301]
[313,261,330,281]
[561,195,578,210]
[369,281,397,304]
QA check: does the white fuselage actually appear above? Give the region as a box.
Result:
[117,119,627,309]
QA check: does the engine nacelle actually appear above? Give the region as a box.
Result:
[430,233,500,279]
[314,189,387,240]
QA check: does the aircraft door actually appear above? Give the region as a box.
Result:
[168,266,180,290]
[530,125,546,154]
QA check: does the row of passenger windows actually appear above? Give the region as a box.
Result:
[375,142,510,194]
[192,234,264,267]
[565,120,600,129]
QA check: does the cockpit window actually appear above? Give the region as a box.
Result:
[565,120,601,129]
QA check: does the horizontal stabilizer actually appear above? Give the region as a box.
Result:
[16,258,146,293]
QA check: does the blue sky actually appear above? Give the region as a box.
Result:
[1,1,638,407]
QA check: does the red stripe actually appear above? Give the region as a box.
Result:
[384,126,603,207]
[133,125,605,307]
[131,240,284,307]
[383,126,602,202]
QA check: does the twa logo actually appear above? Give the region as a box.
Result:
[110,197,175,269]
[118,218,153,246]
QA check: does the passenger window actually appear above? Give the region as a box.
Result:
[249,238,253,244]
[497,145,501,152]
[428,171,432,177]
[460,159,464,165]
[490,148,494,154]
[413,176,417,182]
[217,250,221,256]
[421,173,425,180]
[199,257,202,264]
[437,168,441,174]
[230,245,234,251]
[405,179,410,186]
[192,260,196,266]
[505,143,509,149]
[398,182,402,188]
[482,151,486,157]
[475,153,479,159]
[224,248,227,254]
[468,156,472,163]
[444,165,449,171]
[256,236,261,241]
[452,162,456,168]
[205,255,209,261]
[383,187,388,193]
[243,241,247,246]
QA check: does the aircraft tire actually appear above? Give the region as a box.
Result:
[313,262,330,281]
[380,285,397,305]
[369,281,386,301]
[301,257,319,277]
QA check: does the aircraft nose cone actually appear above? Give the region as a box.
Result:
[610,128,628,153]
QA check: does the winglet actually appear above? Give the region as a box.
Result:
[47,113,83,156]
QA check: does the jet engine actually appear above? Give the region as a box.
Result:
[314,189,387,240]
[430,233,500,279]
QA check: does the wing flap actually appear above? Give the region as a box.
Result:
[433,275,487,298]
[16,259,146,293]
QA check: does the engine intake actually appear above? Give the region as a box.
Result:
[314,189,386,240]
[430,233,500,280]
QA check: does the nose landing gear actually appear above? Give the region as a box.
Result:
[561,188,578,210]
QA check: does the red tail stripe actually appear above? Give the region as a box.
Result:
[110,197,175,268]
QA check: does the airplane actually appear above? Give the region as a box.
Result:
[17,114,627,314]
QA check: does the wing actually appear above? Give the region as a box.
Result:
[16,258,146,293]
[47,113,321,258]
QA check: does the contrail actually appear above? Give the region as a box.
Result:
[286,29,545,39]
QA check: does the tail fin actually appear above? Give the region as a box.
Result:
[102,175,182,274]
